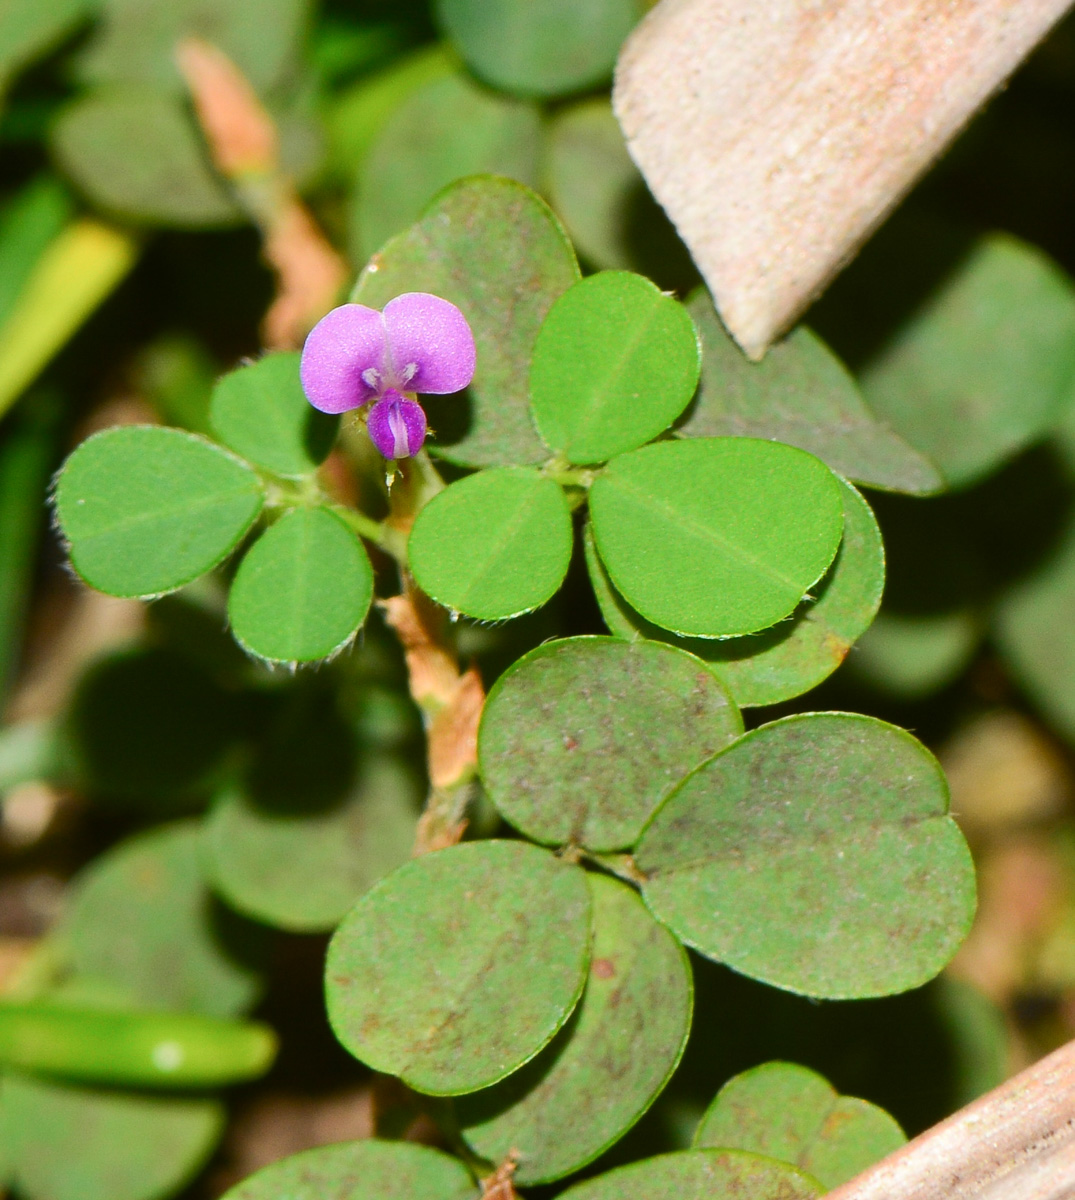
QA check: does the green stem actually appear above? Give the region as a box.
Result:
[583,851,648,888]
[389,449,445,524]
[332,506,407,563]
[541,458,598,490]
[261,472,324,511]
[414,775,476,855]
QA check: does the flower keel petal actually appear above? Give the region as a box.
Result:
[368,391,428,460]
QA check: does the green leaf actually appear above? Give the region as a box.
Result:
[325,839,591,1095]
[54,425,264,599]
[0,1097,8,1188]
[326,45,454,189]
[312,20,408,87]
[353,176,580,468]
[636,713,977,999]
[934,977,1009,1107]
[1,1073,223,1200]
[706,481,883,706]
[694,1062,906,1190]
[0,218,138,421]
[546,99,642,271]
[995,520,1075,742]
[987,401,1075,739]
[205,757,420,933]
[221,1139,478,1200]
[242,673,359,806]
[557,1149,823,1200]
[136,335,218,434]
[586,480,885,707]
[458,874,692,1184]
[227,506,374,664]
[0,177,73,330]
[353,69,541,261]
[58,821,267,1017]
[79,0,308,96]
[0,1004,275,1089]
[529,271,700,464]
[0,0,88,92]
[408,468,572,621]
[852,610,981,699]
[679,289,942,495]
[53,88,239,227]
[66,645,236,806]
[589,438,845,638]
[861,234,1075,489]
[210,352,338,477]
[545,98,694,292]
[435,0,641,97]
[0,398,58,703]
[478,636,741,851]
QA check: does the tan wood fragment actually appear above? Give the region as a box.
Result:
[614,0,1074,359]
[827,1036,1075,1200]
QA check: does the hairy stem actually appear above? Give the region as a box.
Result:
[380,578,484,855]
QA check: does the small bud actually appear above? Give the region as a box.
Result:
[367,391,427,460]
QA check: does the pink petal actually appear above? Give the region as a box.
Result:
[383,293,476,395]
[367,391,427,459]
[300,304,388,414]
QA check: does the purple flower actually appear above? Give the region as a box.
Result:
[299,292,475,459]
[367,390,427,460]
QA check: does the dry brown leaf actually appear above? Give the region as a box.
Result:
[950,837,1065,1003]
[379,587,462,711]
[0,936,37,994]
[175,37,276,175]
[177,37,347,350]
[942,711,1071,837]
[428,666,483,792]
[261,196,349,351]
[381,583,485,854]
[480,1157,520,1200]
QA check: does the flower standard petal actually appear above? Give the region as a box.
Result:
[300,304,389,414]
[368,391,428,460]
[382,293,476,395]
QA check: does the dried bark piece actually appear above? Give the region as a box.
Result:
[827,1036,1075,1199]
[614,0,1074,358]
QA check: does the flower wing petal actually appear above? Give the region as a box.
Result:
[383,292,476,395]
[301,303,388,413]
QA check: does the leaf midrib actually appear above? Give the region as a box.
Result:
[602,472,823,594]
[554,300,664,451]
[400,871,585,1088]
[456,478,559,610]
[644,811,952,878]
[73,481,260,545]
